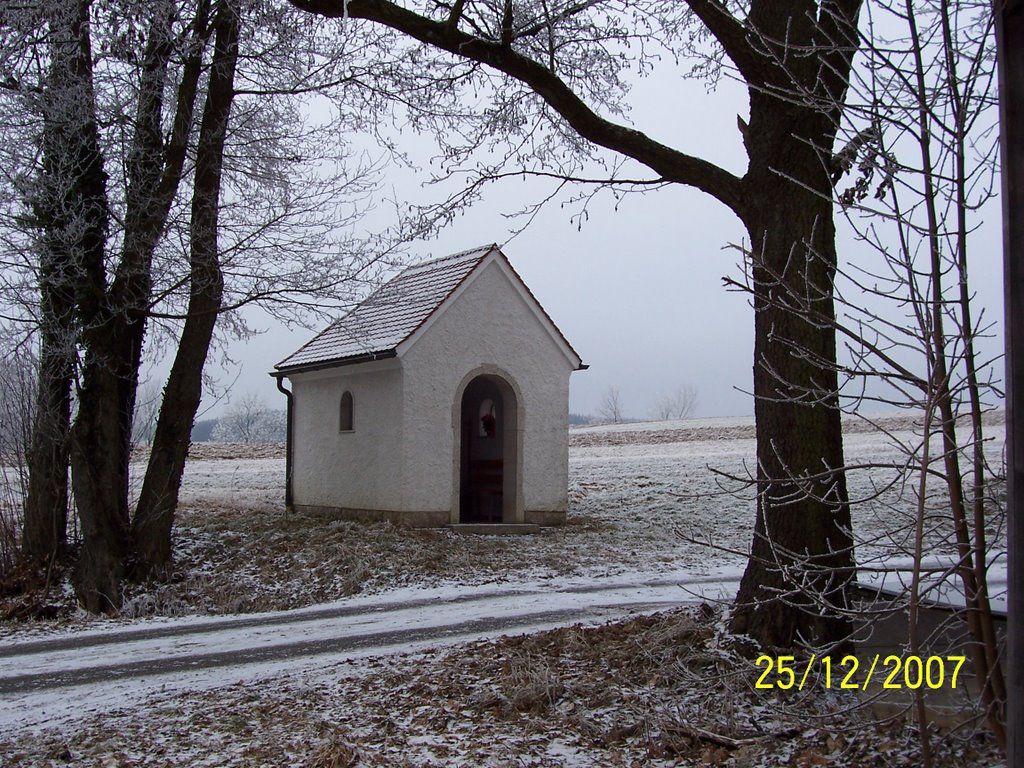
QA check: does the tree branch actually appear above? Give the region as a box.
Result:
[513,0,599,42]
[445,0,464,32]
[501,0,513,46]
[815,0,864,124]
[286,0,746,217]
[682,0,765,86]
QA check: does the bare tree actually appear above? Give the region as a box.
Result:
[211,392,282,444]
[288,0,864,647]
[597,385,625,424]
[130,383,162,447]
[8,0,100,569]
[832,0,1006,747]
[130,0,393,581]
[0,342,36,575]
[712,0,1005,749]
[130,0,240,582]
[651,385,698,421]
[0,0,394,607]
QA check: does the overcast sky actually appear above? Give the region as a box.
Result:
[192,51,1005,423]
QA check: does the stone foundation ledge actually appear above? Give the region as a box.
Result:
[292,505,567,528]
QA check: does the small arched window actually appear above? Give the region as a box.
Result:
[339,391,354,432]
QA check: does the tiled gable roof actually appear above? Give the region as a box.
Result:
[275,245,497,371]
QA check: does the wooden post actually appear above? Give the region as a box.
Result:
[995,0,1023,760]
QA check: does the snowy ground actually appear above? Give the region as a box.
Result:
[0,575,743,731]
[0,413,1008,766]
[145,411,1004,619]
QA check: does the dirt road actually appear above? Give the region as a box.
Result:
[0,572,740,733]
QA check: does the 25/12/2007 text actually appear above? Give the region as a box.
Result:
[754,654,967,691]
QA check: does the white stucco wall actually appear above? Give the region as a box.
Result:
[286,255,577,524]
[289,359,405,511]
[400,259,574,521]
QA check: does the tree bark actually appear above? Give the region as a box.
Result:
[726,1,860,646]
[730,167,854,648]
[133,0,238,578]
[22,0,112,566]
[111,0,212,459]
[64,0,173,613]
[21,297,73,563]
[70,370,130,613]
[65,0,210,610]
[19,0,109,579]
[27,0,120,614]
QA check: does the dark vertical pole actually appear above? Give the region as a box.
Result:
[274,374,294,511]
[996,0,1024,760]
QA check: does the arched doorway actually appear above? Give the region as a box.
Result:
[459,374,518,523]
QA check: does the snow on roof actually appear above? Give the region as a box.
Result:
[276,245,497,371]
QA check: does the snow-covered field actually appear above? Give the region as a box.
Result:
[0,414,1007,766]
[159,410,1005,611]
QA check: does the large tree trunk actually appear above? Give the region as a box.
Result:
[61,0,160,613]
[68,0,210,610]
[729,188,854,648]
[22,214,76,563]
[70,367,131,613]
[133,0,238,578]
[729,74,855,647]
[22,0,103,566]
[23,0,111,585]
[21,316,73,563]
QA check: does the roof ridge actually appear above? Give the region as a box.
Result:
[275,244,498,372]
[398,243,498,275]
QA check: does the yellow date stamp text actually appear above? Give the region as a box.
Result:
[754,654,967,691]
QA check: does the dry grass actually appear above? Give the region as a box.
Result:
[0,422,1007,765]
[0,492,623,624]
[0,500,596,623]
[304,735,359,768]
[0,607,1001,767]
[117,499,622,618]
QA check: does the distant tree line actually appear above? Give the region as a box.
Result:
[183,394,285,443]
[209,393,285,443]
[582,384,699,425]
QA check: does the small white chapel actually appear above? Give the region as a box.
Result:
[272,244,586,528]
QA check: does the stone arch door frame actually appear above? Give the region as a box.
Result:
[451,367,524,524]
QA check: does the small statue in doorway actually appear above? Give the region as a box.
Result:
[481,411,496,437]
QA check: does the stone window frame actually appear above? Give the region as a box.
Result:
[339,390,354,432]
